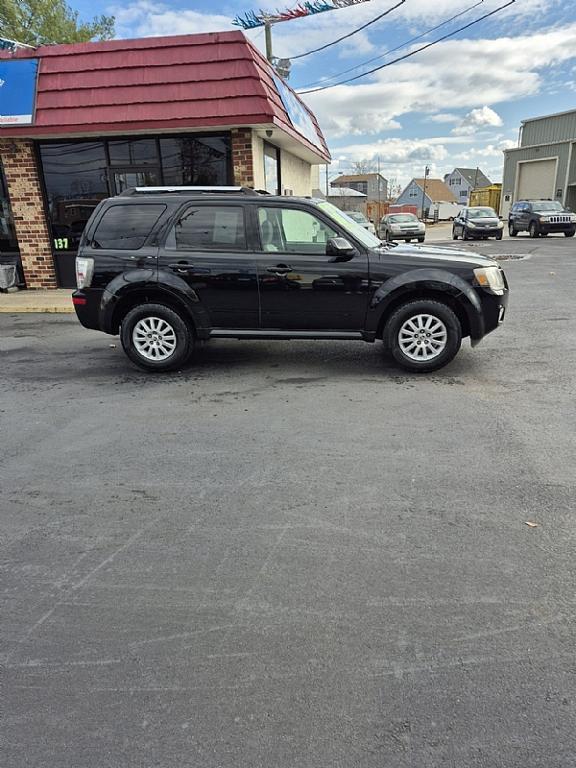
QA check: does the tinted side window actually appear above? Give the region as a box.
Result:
[258,207,337,253]
[92,204,166,250]
[166,206,246,251]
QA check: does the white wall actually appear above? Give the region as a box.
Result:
[280,149,313,196]
[251,132,316,196]
[251,133,266,190]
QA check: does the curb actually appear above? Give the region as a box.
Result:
[0,305,75,314]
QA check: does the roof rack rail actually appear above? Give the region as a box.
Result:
[118,186,268,197]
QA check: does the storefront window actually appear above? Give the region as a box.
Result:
[38,134,232,286]
[160,137,230,186]
[39,142,109,251]
[108,139,159,166]
[0,163,18,253]
[263,142,280,195]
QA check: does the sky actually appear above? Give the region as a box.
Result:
[72,0,576,190]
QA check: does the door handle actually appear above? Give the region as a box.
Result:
[168,262,195,272]
[266,264,292,275]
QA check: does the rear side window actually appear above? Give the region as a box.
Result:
[166,206,246,251]
[92,204,166,250]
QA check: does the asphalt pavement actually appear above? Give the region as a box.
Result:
[1,234,576,767]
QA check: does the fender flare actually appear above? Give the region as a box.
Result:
[100,269,211,336]
[367,268,484,339]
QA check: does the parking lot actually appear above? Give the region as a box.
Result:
[1,234,575,767]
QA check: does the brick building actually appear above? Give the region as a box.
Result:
[0,32,329,288]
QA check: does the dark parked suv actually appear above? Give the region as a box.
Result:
[73,187,509,373]
[508,200,576,238]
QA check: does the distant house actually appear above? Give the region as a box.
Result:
[330,173,388,202]
[326,186,367,213]
[443,168,492,205]
[395,178,457,214]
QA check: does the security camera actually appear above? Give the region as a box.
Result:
[265,129,273,138]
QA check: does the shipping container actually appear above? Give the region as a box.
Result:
[469,184,502,211]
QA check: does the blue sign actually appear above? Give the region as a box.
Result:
[272,73,324,152]
[0,59,39,126]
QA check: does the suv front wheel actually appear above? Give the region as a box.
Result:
[384,299,462,372]
[120,303,194,372]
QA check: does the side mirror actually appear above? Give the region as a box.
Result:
[326,237,355,262]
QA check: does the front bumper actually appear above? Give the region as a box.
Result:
[471,287,509,346]
[467,226,503,237]
[391,231,424,240]
[539,222,576,234]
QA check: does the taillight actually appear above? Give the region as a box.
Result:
[75,257,94,289]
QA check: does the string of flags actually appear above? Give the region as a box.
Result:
[233,0,372,30]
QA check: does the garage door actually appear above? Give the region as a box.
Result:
[517,159,557,200]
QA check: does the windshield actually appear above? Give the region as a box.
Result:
[347,212,367,223]
[468,207,498,218]
[318,202,382,247]
[532,201,564,212]
[389,214,418,223]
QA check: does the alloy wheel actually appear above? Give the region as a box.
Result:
[132,316,177,361]
[398,314,448,362]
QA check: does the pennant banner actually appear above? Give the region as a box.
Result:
[233,0,372,30]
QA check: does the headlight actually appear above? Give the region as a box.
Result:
[570,214,576,222]
[75,257,94,289]
[467,221,477,228]
[497,221,504,228]
[540,216,550,222]
[474,266,505,295]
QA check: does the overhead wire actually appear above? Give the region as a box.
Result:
[298,0,515,93]
[290,0,406,60]
[298,0,485,90]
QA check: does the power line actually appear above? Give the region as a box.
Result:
[299,0,485,90]
[291,0,406,60]
[299,0,515,94]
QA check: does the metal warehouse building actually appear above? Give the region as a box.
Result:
[501,109,576,218]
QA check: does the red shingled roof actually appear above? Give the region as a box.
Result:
[0,31,329,160]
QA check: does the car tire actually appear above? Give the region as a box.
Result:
[463,229,470,240]
[508,222,517,237]
[529,221,540,238]
[496,231,503,240]
[418,237,425,243]
[383,299,462,373]
[452,229,458,240]
[120,303,194,372]
[565,230,575,238]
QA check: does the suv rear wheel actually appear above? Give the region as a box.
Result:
[120,303,194,372]
[384,299,462,373]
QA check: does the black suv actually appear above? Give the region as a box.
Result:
[73,187,509,373]
[508,200,576,238]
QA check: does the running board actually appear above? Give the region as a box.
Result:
[209,329,365,340]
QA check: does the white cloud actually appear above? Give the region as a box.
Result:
[301,24,576,137]
[452,106,503,136]
[111,1,234,37]
[429,113,461,124]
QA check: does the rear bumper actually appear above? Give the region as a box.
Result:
[72,289,103,331]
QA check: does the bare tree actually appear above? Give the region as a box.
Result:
[351,159,377,175]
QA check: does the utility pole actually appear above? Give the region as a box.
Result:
[377,155,381,222]
[421,165,430,220]
[265,23,273,62]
